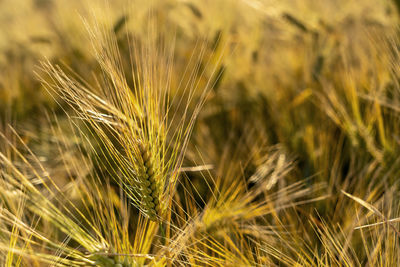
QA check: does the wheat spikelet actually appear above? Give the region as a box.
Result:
[137,140,161,220]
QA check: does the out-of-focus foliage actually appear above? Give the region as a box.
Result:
[0,0,400,266]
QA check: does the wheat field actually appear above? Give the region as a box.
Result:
[0,0,399,266]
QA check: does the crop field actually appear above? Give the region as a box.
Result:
[0,0,399,266]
